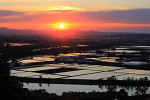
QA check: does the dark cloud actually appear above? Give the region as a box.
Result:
[0,9,150,24]
[0,10,37,23]
[0,10,24,17]
[79,9,150,24]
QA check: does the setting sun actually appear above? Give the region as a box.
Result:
[59,24,64,29]
[52,22,71,30]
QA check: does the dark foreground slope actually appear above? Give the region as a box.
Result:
[0,59,58,100]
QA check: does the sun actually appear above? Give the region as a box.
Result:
[59,24,64,29]
[52,22,70,30]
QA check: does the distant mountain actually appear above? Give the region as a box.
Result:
[0,27,42,36]
[0,27,147,37]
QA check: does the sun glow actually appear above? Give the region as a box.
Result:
[53,22,70,30]
[59,24,64,29]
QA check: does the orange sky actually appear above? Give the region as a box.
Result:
[0,2,150,32]
[1,12,150,31]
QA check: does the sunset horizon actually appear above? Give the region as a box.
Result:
[1,1,150,99]
[0,0,150,33]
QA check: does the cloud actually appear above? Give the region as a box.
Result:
[49,6,85,11]
[49,10,75,13]
[0,10,41,23]
[0,15,22,19]
[48,6,86,13]
[79,9,150,24]
[0,10,24,17]
[0,10,27,21]
[1,8,150,24]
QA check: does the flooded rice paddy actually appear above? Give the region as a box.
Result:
[11,46,150,96]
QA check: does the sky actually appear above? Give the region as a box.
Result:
[0,0,150,32]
